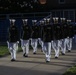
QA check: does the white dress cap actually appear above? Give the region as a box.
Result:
[67,20,71,22]
[32,20,37,23]
[53,17,56,20]
[25,19,28,22]
[22,19,28,22]
[63,18,66,21]
[60,18,65,20]
[44,18,46,21]
[9,19,15,23]
[47,18,50,22]
[55,17,58,20]
[41,20,44,23]
[40,20,44,24]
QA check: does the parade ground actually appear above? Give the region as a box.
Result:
[0,43,76,75]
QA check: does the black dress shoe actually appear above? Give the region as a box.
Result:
[61,52,65,55]
[23,53,26,57]
[11,59,16,61]
[33,52,36,54]
[68,50,71,52]
[45,58,50,63]
[61,53,65,55]
[23,53,28,57]
[55,57,58,59]
[25,54,28,57]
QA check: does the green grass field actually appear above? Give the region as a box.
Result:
[63,65,76,75]
[0,46,9,57]
[0,45,22,57]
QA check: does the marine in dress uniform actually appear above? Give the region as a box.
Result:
[61,18,69,55]
[7,19,19,61]
[66,20,74,52]
[52,17,64,58]
[31,20,39,54]
[21,19,31,57]
[52,17,61,58]
[42,18,53,62]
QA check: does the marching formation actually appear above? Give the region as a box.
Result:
[7,17,76,62]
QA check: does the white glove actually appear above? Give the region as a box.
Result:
[17,41,19,44]
[73,37,74,39]
[51,40,53,42]
[67,37,69,39]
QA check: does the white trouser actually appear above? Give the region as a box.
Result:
[62,38,68,54]
[21,39,29,55]
[56,40,62,57]
[58,39,63,52]
[52,39,63,57]
[51,40,59,57]
[57,39,64,56]
[67,38,72,51]
[38,38,44,51]
[31,39,38,53]
[43,42,51,61]
[63,37,72,54]
[7,42,18,59]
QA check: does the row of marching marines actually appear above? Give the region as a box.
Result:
[7,17,76,62]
